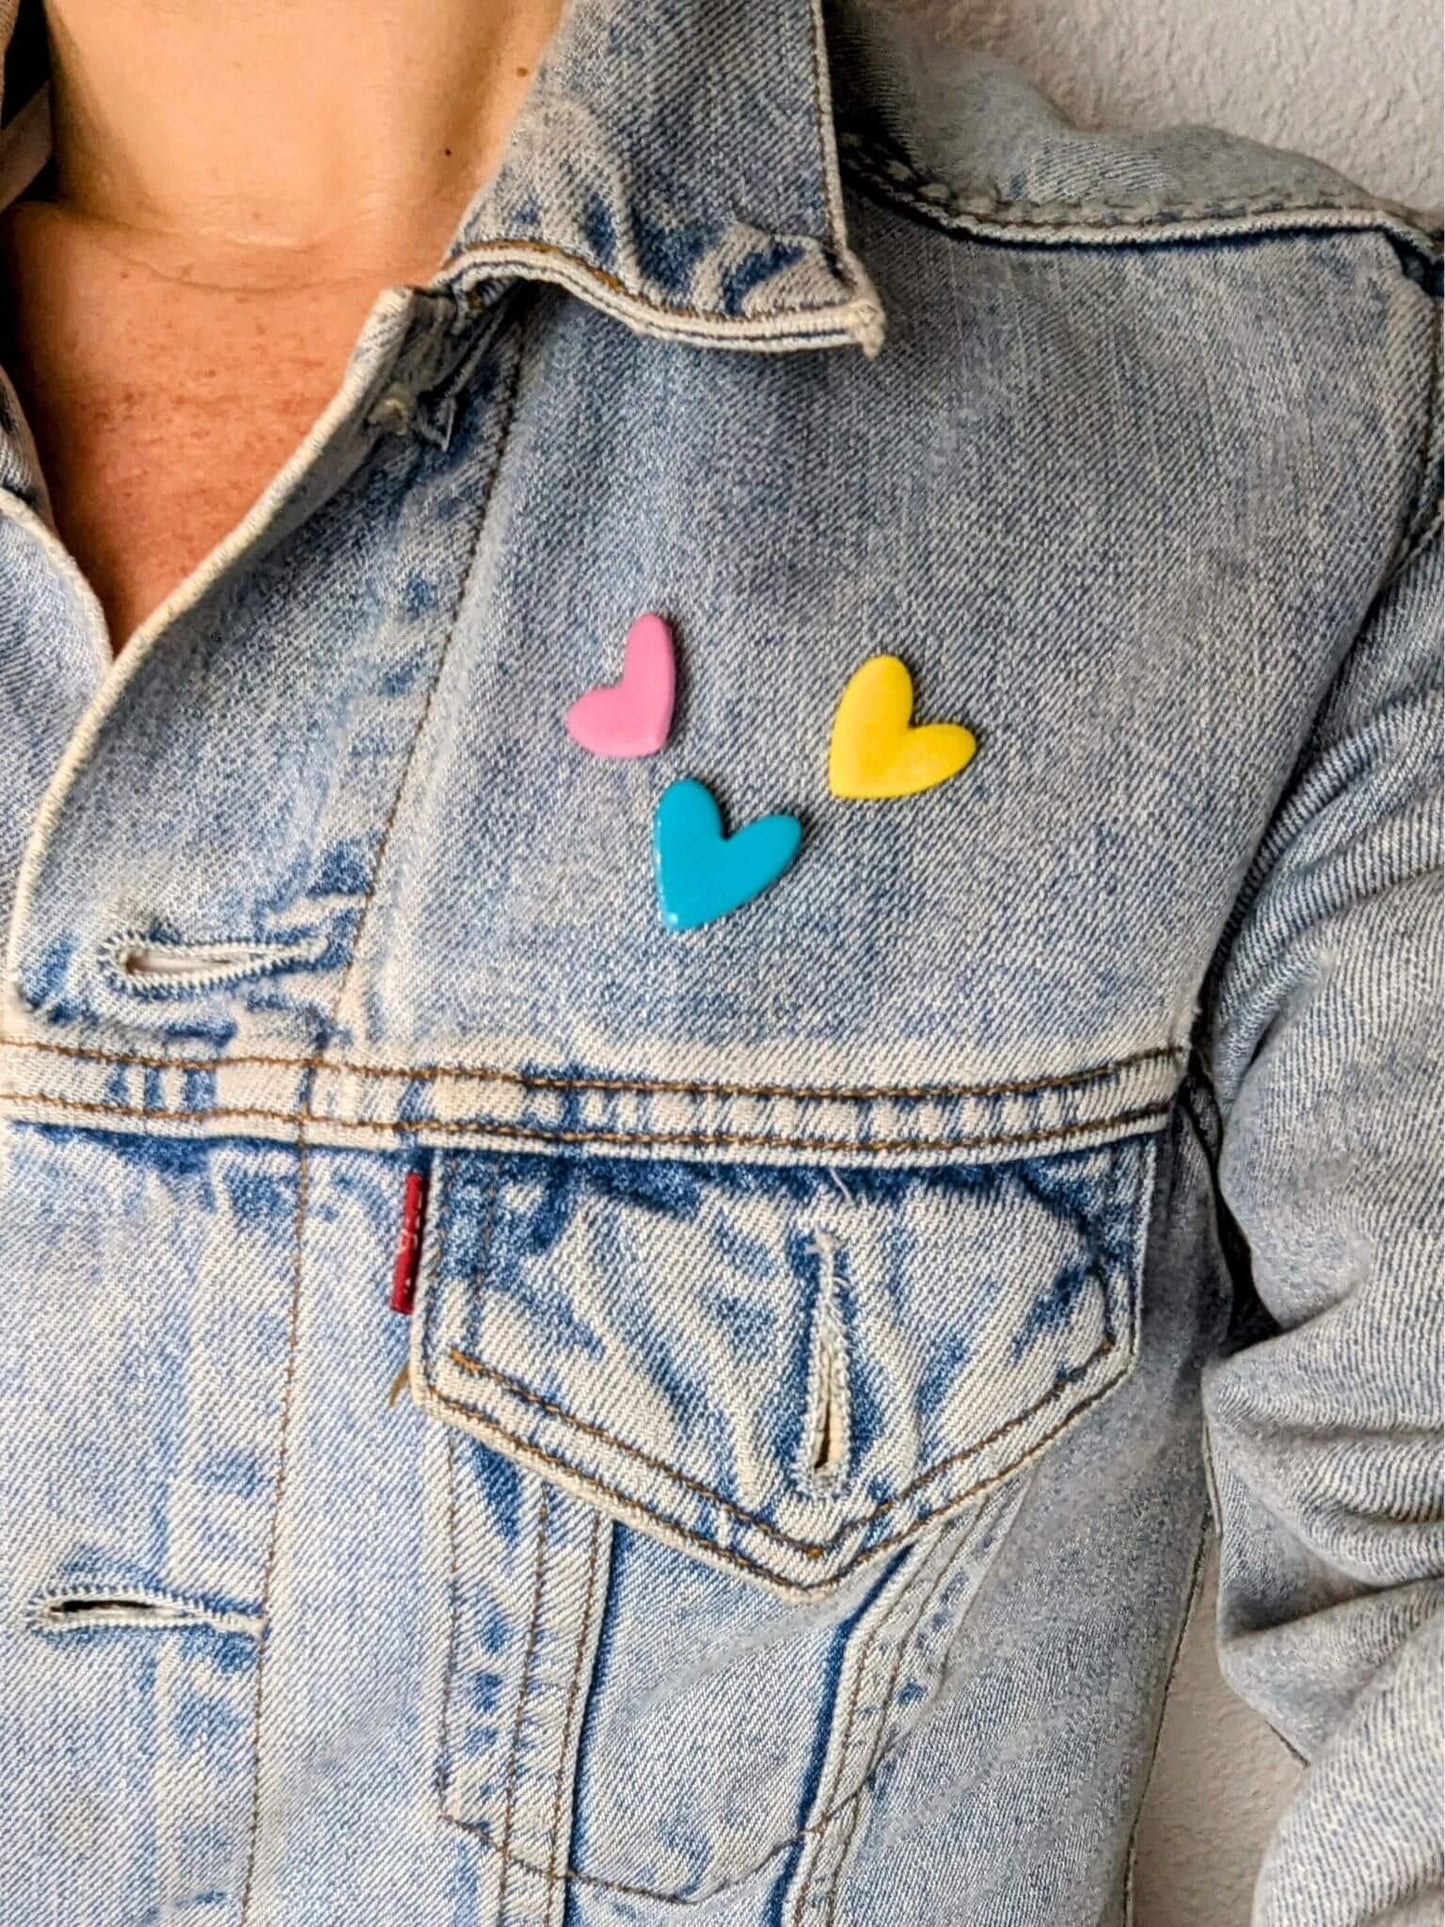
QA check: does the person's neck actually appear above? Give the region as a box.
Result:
[37,0,566,291]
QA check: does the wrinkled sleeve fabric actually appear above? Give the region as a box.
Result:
[1201,512,1444,1927]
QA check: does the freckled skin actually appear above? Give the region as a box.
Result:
[0,206,387,650]
[0,0,564,654]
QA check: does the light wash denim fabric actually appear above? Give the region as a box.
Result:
[0,2,1440,1924]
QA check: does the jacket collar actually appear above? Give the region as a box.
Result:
[442,0,883,355]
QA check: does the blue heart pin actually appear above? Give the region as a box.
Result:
[653,780,803,932]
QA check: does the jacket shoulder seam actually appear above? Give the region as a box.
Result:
[839,128,1445,266]
[1385,298,1443,584]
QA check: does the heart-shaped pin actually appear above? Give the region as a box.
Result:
[828,654,976,799]
[654,780,803,931]
[566,613,676,759]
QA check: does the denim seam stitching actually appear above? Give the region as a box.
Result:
[792,1528,953,1921]
[438,1154,481,1832]
[848,162,1444,258]
[791,1597,887,1921]
[0,1032,1185,1102]
[236,1144,311,1926]
[836,1526,1009,1914]
[441,1709,885,1904]
[434,1332,1124,1572]
[439,1427,465,1819]
[437,1515,991,1906]
[837,132,1443,248]
[443,238,869,335]
[807,1523,986,1923]
[545,1513,606,1908]
[315,315,526,1067]
[0,1088,1172,1157]
[495,1486,553,1924]
[434,1162,596,1894]
[806,0,839,259]
[1384,299,1443,583]
[440,1754,874,1905]
[427,1134,878,1908]
[449,263,878,356]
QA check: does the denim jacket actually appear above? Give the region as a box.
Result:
[1,2,1440,1923]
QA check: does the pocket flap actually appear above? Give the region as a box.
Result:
[414,1133,1158,1593]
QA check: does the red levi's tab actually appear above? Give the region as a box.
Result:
[389,1169,427,1316]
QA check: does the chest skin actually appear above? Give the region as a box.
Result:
[0,202,403,648]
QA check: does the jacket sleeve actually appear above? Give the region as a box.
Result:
[1200,513,1443,1927]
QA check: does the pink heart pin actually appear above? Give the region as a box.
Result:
[566,614,677,759]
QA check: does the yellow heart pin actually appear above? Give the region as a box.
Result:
[828,655,977,799]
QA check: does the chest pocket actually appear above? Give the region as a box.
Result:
[414,1134,1155,1596]
[408,1125,1158,1913]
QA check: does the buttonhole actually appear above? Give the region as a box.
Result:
[102,929,331,1000]
[798,1230,851,1496]
[30,1583,264,1639]
[812,1340,844,1479]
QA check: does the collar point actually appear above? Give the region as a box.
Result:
[447,229,885,358]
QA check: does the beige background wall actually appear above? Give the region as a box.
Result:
[901,2,1441,1920]
[911,0,1441,206]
